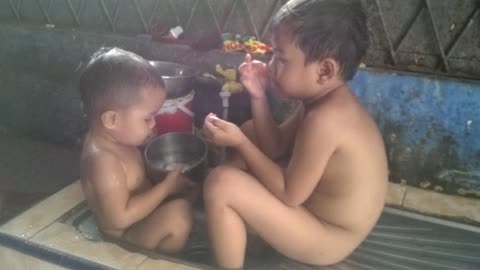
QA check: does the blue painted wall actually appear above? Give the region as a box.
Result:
[351,70,480,194]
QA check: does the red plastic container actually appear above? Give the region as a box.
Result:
[154,91,194,136]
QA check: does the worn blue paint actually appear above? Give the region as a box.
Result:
[352,70,480,164]
[350,69,480,190]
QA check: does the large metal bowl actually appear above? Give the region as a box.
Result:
[149,61,198,99]
[144,133,207,182]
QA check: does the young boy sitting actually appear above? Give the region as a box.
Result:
[79,48,196,253]
[202,0,388,268]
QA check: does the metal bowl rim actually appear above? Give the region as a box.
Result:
[144,132,208,172]
[148,61,199,79]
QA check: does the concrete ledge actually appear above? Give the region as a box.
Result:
[386,183,480,224]
[386,183,407,206]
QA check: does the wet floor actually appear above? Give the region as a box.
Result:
[69,204,480,270]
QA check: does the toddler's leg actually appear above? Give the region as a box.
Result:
[123,198,193,254]
[204,166,357,269]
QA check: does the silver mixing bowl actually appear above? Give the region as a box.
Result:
[149,61,198,99]
[144,133,207,182]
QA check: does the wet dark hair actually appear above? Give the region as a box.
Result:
[78,47,164,123]
[271,0,369,80]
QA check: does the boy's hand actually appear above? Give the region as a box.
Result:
[203,113,246,147]
[164,164,195,195]
[239,54,269,99]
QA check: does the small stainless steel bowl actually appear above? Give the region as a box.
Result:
[144,133,207,182]
[149,61,198,99]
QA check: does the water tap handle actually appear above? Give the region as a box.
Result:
[219,91,231,107]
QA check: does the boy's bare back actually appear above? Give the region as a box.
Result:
[298,85,388,236]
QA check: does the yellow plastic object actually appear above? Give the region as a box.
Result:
[215,64,244,94]
[221,81,243,94]
[216,64,237,81]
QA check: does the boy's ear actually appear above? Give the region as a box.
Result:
[316,58,339,83]
[100,110,118,129]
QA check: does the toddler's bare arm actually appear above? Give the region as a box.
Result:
[86,153,184,229]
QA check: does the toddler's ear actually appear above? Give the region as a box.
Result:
[101,110,117,129]
[316,58,339,83]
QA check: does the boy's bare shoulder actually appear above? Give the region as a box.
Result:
[295,104,345,154]
[81,146,126,190]
[303,98,345,130]
[301,90,365,145]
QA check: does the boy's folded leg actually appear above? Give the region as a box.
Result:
[122,198,194,254]
[100,230,142,254]
[204,166,359,267]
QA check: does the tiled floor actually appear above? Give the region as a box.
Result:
[31,222,147,270]
[0,246,69,270]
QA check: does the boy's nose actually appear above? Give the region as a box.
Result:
[149,120,156,130]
